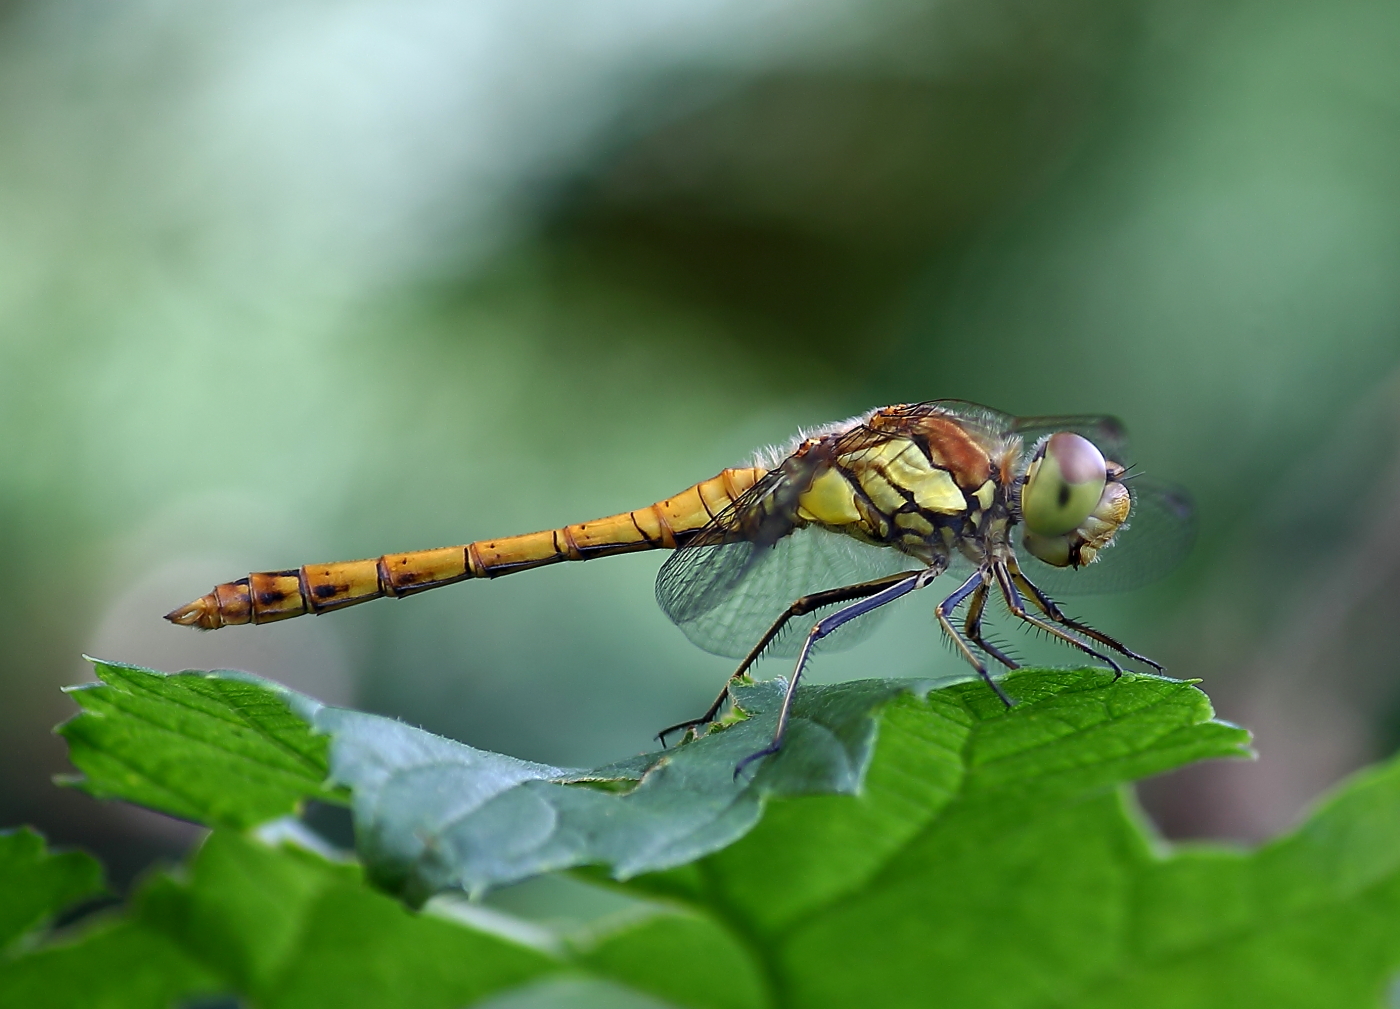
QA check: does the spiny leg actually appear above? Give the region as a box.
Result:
[733,571,931,778]
[963,583,1019,671]
[935,571,1014,708]
[992,563,1124,675]
[657,571,922,746]
[1006,558,1162,671]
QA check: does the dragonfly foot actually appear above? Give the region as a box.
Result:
[980,671,1015,709]
[733,743,780,781]
[657,718,709,748]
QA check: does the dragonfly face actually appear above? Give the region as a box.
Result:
[1015,430,1127,573]
[167,399,1193,773]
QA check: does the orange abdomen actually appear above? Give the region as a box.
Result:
[165,467,764,630]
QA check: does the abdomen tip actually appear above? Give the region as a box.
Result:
[165,594,222,630]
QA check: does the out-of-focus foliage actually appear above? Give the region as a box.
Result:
[2,0,1399,878]
[0,828,104,950]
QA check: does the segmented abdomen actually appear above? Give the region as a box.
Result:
[166,466,765,629]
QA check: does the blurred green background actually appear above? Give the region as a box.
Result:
[2,0,1399,887]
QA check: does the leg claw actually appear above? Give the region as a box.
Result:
[732,744,779,781]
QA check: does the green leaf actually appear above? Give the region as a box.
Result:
[1077,754,1400,1007]
[682,668,1251,935]
[0,830,560,1009]
[42,657,1400,1004]
[323,676,917,903]
[58,659,345,828]
[0,826,768,1009]
[574,907,769,1009]
[0,828,104,951]
[60,659,919,900]
[0,828,206,1009]
[62,661,1247,911]
[0,920,217,1009]
[574,670,1400,1007]
[140,832,558,1009]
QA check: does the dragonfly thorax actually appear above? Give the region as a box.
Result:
[783,407,1019,571]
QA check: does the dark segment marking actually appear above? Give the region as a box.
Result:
[629,512,659,546]
[671,527,703,550]
[869,461,919,506]
[475,558,560,577]
[377,558,397,595]
[297,568,317,613]
[559,525,585,560]
[833,461,893,541]
[312,583,338,599]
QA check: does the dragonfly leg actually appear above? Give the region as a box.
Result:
[733,571,932,779]
[1006,559,1163,671]
[935,571,1014,707]
[992,563,1124,675]
[963,583,1019,671]
[656,571,922,746]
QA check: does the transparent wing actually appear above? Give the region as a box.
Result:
[656,526,920,658]
[918,399,1017,439]
[654,465,800,631]
[1016,476,1196,595]
[656,417,915,635]
[1011,413,1131,462]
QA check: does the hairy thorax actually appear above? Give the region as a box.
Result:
[788,407,1021,571]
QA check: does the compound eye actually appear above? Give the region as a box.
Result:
[1021,432,1107,536]
[1022,529,1072,567]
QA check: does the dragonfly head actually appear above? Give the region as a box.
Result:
[1019,432,1131,568]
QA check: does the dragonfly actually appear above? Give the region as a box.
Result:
[167,400,1194,773]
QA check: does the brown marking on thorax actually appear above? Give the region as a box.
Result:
[913,415,994,488]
